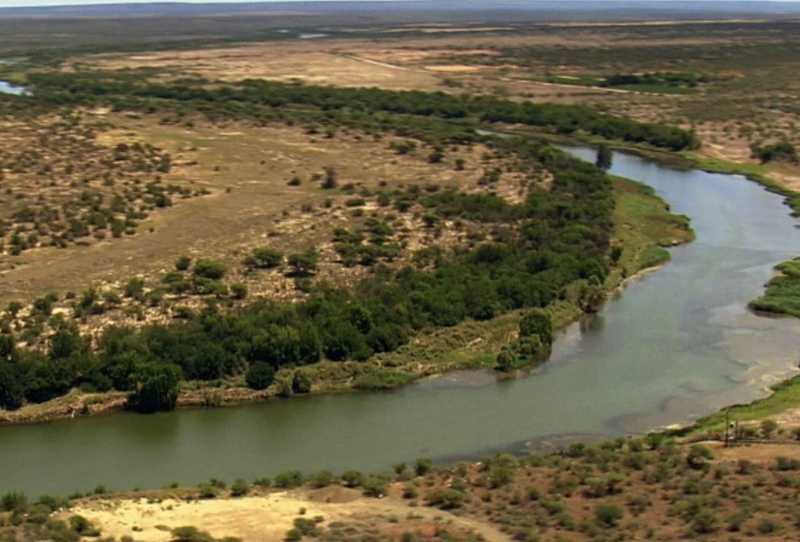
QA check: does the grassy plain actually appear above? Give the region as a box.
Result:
[51,19,800,192]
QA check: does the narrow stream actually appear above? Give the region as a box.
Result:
[2,147,799,497]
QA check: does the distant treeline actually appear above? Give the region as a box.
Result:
[24,72,698,151]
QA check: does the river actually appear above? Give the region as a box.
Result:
[0,81,27,96]
[2,147,799,497]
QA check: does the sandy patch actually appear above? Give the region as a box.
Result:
[67,489,512,542]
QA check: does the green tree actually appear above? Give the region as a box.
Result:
[245,363,275,391]
[0,362,24,410]
[175,255,192,271]
[519,309,553,345]
[193,259,227,280]
[129,363,181,413]
[288,250,318,277]
[244,248,283,269]
[596,144,613,170]
[595,504,623,527]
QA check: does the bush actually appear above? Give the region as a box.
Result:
[761,419,779,438]
[595,504,623,527]
[341,470,363,487]
[415,458,433,476]
[231,479,250,497]
[128,363,181,413]
[193,259,226,280]
[519,309,553,344]
[292,369,312,394]
[427,488,466,509]
[686,444,713,470]
[171,526,220,541]
[691,509,718,534]
[244,248,283,269]
[0,362,25,410]
[310,470,334,488]
[69,515,99,536]
[175,256,192,271]
[361,475,388,497]
[273,470,304,489]
[752,141,797,163]
[230,283,248,300]
[1,491,28,512]
[287,250,318,277]
[245,363,275,391]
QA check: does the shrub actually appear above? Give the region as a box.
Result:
[171,526,219,541]
[230,283,248,300]
[287,250,318,277]
[124,278,146,299]
[193,259,226,280]
[774,456,800,471]
[231,479,250,497]
[69,515,99,536]
[752,141,797,163]
[321,167,337,189]
[175,256,192,271]
[760,419,779,439]
[691,509,718,534]
[244,248,283,269]
[361,475,388,498]
[341,470,363,488]
[128,363,181,413]
[310,470,334,488]
[686,444,713,470]
[519,309,553,344]
[0,363,25,411]
[291,369,312,394]
[1,491,28,512]
[197,484,218,499]
[595,504,623,527]
[273,470,304,489]
[245,363,275,391]
[415,458,433,476]
[427,489,466,509]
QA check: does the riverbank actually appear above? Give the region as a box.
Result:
[0,174,694,427]
[8,436,799,541]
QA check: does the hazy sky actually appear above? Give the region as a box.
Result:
[0,0,393,6]
[0,0,394,6]
[1,0,797,5]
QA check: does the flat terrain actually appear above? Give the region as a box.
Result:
[62,19,800,189]
[68,488,509,542]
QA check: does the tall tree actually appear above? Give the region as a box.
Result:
[596,144,613,171]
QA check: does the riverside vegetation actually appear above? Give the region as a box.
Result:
[0,68,695,418]
[5,426,800,541]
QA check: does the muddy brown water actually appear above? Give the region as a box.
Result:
[2,147,800,496]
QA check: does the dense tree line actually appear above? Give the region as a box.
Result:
[25,72,698,151]
[0,133,614,412]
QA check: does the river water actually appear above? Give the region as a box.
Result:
[0,81,26,96]
[2,147,799,497]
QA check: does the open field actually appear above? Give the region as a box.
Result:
[52,18,800,192]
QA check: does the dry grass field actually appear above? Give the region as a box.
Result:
[67,19,800,187]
